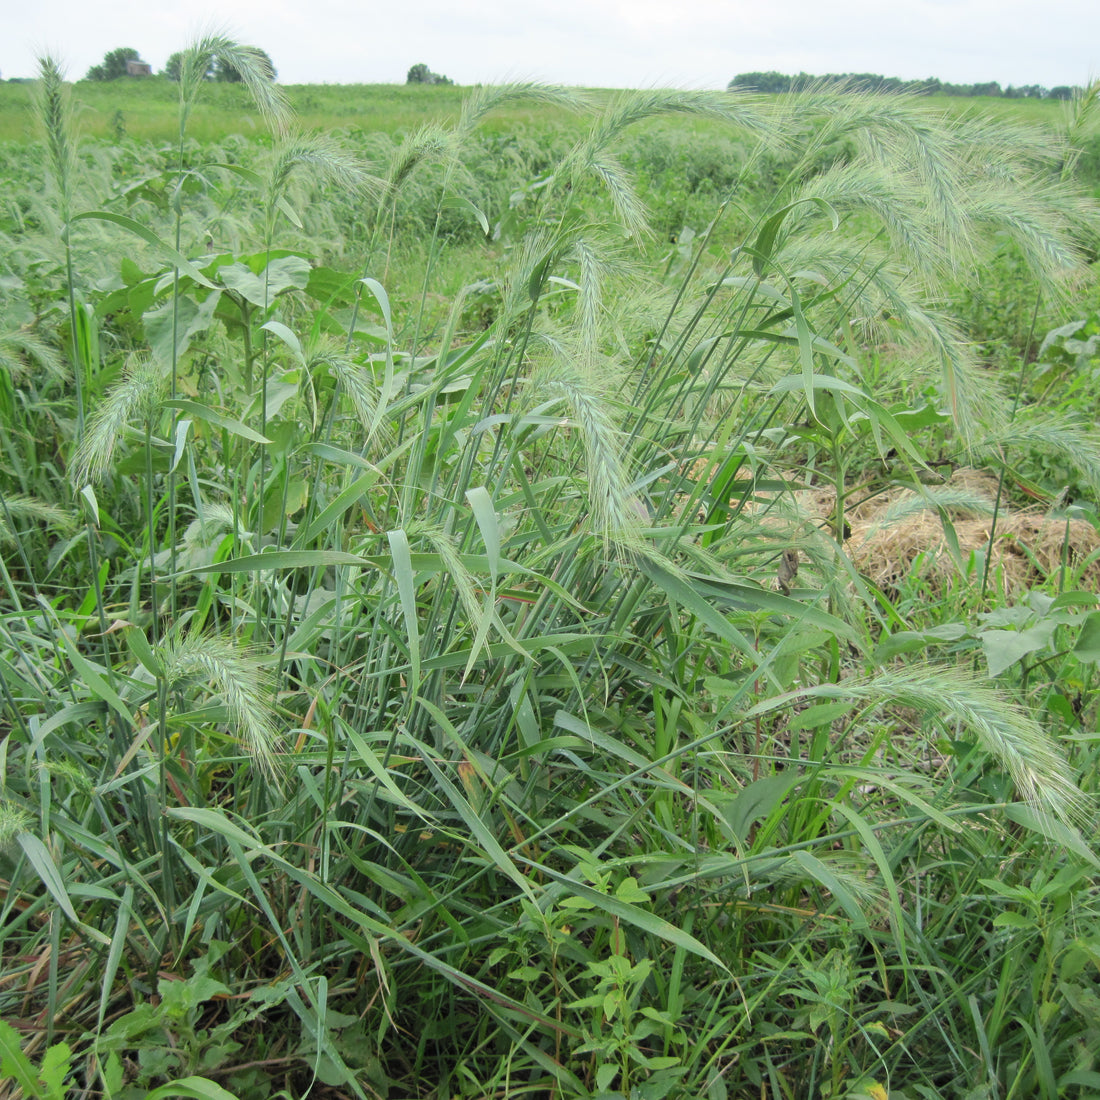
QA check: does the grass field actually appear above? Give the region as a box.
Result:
[0,80,569,143]
[0,77,1078,143]
[2,50,1100,1100]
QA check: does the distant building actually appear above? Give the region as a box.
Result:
[125,59,152,77]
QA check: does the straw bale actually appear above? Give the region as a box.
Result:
[678,461,1100,596]
[844,471,1100,595]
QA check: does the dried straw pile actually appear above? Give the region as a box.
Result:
[679,459,1100,596]
[839,470,1100,594]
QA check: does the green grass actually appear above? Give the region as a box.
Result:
[1,45,1100,1100]
[0,79,1082,145]
[915,93,1070,122]
[0,79,585,144]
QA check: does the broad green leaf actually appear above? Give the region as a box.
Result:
[1017,1017,1056,1099]
[296,471,380,547]
[788,702,851,732]
[97,884,134,1035]
[31,702,105,745]
[144,1076,241,1100]
[749,197,838,277]
[442,193,490,235]
[360,277,393,336]
[768,372,867,399]
[851,397,931,468]
[891,402,950,432]
[305,265,360,306]
[0,1020,37,1096]
[74,301,99,377]
[388,529,420,693]
[261,320,306,366]
[143,291,220,364]
[790,283,819,418]
[874,623,968,661]
[992,910,1037,930]
[554,709,652,771]
[125,624,164,678]
[303,443,380,470]
[614,876,651,903]
[718,276,790,304]
[163,400,271,444]
[219,256,310,307]
[791,849,869,932]
[466,486,501,583]
[717,774,800,839]
[79,485,100,527]
[527,252,555,301]
[206,162,264,187]
[833,802,908,964]
[1048,590,1099,609]
[980,624,1055,677]
[1073,611,1100,663]
[181,549,365,576]
[171,418,192,473]
[343,725,431,814]
[38,1041,71,1100]
[276,195,303,228]
[18,833,80,929]
[169,807,265,850]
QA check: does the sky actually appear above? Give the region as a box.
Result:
[5,0,1098,90]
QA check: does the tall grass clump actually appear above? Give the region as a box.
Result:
[1,66,1099,1100]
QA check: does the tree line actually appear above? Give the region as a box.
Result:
[83,46,276,83]
[729,71,1078,100]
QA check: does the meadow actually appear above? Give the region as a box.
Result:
[2,41,1100,1099]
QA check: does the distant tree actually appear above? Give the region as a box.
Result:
[85,47,141,82]
[406,63,452,86]
[728,71,791,93]
[829,72,907,93]
[214,48,276,83]
[1004,85,1047,99]
[727,71,1058,100]
[161,52,185,81]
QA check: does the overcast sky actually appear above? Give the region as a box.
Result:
[6,0,1098,89]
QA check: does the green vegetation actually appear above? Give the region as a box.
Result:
[0,79,481,144]
[0,76,1084,147]
[729,70,1079,100]
[407,63,453,87]
[84,48,147,83]
[83,44,276,86]
[2,39,1100,1100]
